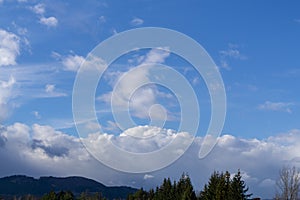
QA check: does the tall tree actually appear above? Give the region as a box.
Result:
[199,170,252,200]
[177,173,197,200]
[127,173,196,200]
[276,166,300,200]
[231,170,252,200]
[199,171,226,200]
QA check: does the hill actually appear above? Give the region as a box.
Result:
[0,175,137,199]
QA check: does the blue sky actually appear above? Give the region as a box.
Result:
[1,0,300,198]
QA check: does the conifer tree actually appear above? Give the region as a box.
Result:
[231,170,252,200]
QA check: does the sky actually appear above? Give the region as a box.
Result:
[0,0,300,198]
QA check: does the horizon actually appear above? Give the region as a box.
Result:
[1,0,300,199]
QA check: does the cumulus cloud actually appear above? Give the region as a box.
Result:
[98,48,171,120]
[143,48,170,64]
[0,29,20,67]
[0,122,300,198]
[30,3,58,27]
[39,16,58,27]
[258,101,294,113]
[62,54,85,72]
[130,17,144,26]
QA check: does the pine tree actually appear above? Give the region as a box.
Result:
[177,173,197,200]
[231,170,252,200]
[199,171,223,200]
[199,170,252,200]
[224,171,232,199]
[160,178,173,200]
[148,188,155,200]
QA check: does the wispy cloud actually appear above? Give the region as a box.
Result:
[44,84,67,98]
[0,76,16,121]
[258,101,294,113]
[32,111,41,119]
[219,44,247,70]
[30,3,45,15]
[130,17,144,26]
[99,16,106,24]
[294,19,300,23]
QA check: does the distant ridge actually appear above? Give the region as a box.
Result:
[0,175,137,199]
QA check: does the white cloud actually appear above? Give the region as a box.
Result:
[61,54,85,72]
[295,19,300,23]
[32,111,41,119]
[85,121,101,132]
[29,3,58,27]
[143,47,170,64]
[111,28,118,35]
[104,121,121,132]
[0,29,20,67]
[39,16,58,27]
[130,17,144,26]
[53,52,104,72]
[99,16,106,23]
[1,123,300,198]
[45,84,55,93]
[30,3,45,15]
[219,44,247,70]
[0,76,16,121]
[144,174,154,180]
[44,84,67,97]
[0,63,69,101]
[99,48,171,120]
[220,49,245,59]
[258,101,294,113]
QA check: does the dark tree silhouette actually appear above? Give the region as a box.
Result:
[199,170,252,200]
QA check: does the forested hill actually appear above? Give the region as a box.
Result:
[0,175,137,199]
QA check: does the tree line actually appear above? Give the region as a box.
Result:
[3,166,299,200]
[0,170,252,200]
[128,170,252,200]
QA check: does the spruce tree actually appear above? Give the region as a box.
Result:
[231,170,252,200]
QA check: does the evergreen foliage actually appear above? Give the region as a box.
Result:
[199,170,252,200]
[128,170,252,200]
[127,173,197,200]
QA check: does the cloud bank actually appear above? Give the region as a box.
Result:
[0,123,300,198]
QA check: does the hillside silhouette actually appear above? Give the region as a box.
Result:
[0,175,136,199]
